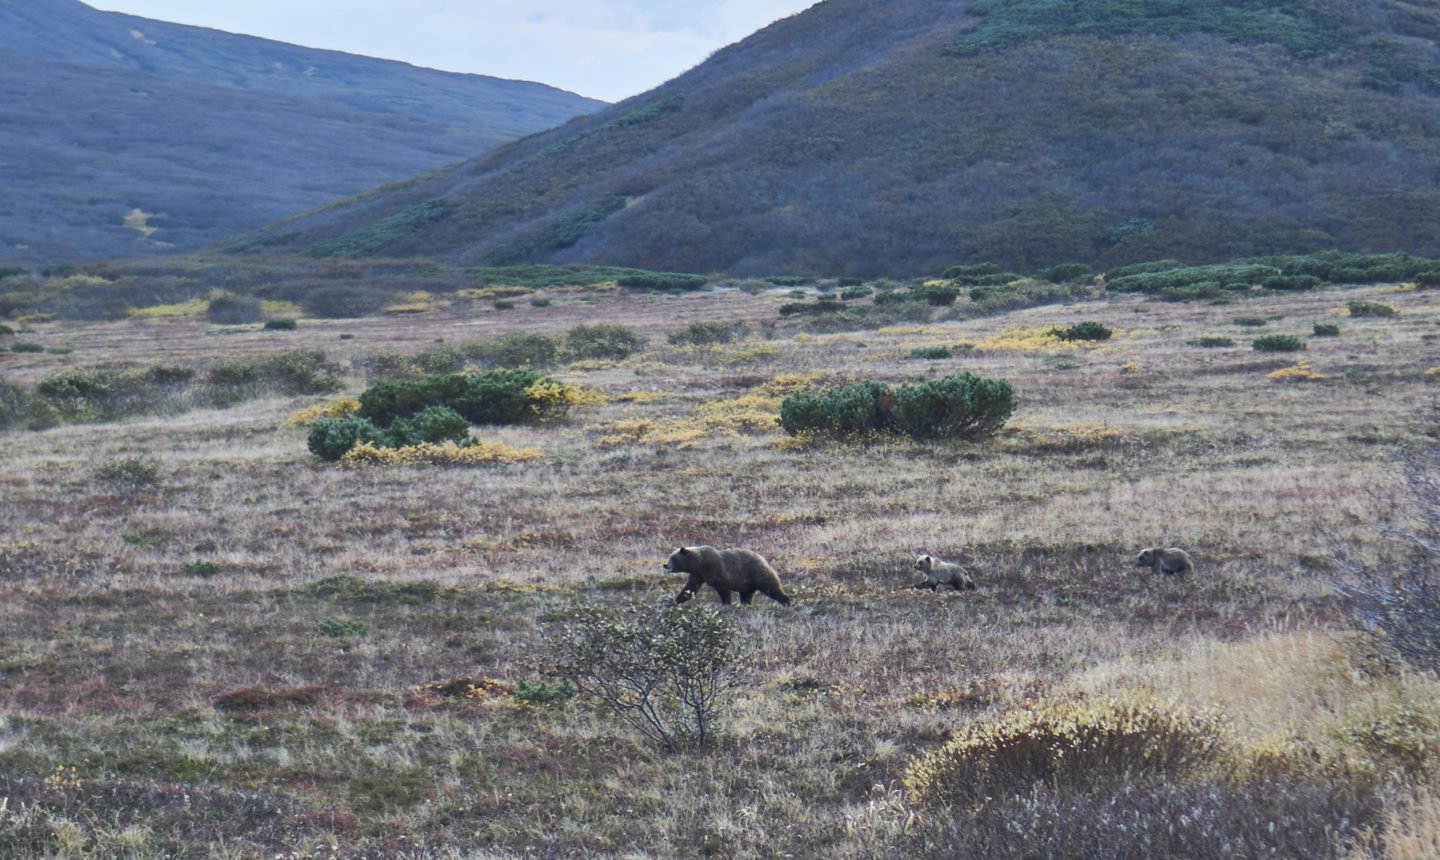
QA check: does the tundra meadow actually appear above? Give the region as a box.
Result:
[3,272,1440,858]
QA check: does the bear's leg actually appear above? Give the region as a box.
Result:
[711,585,732,605]
[739,590,755,604]
[676,588,695,604]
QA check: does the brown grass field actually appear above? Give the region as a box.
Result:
[3,280,1440,858]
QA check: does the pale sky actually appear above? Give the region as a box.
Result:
[87,1,819,102]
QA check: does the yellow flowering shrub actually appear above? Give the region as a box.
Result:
[727,343,780,363]
[616,390,673,403]
[1268,361,1327,382]
[338,440,541,467]
[973,327,1066,352]
[757,372,827,396]
[695,393,783,434]
[279,397,361,429]
[904,695,1226,807]
[523,379,608,415]
[260,299,303,315]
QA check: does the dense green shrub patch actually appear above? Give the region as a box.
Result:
[616,272,709,291]
[1188,337,1236,348]
[263,317,298,331]
[1253,334,1306,352]
[564,324,647,361]
[779,373,1014,441]
[1107,264,1279,296]
[667,321,748,346]
[1313,323,1341,337]
[1348,301,1397,318]
[1050,321,1112,342]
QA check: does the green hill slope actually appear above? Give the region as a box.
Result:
[231,0,1440,276]
[0,0,602,265]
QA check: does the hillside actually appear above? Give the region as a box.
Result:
[230,0,1440,276]
[0,0,602,265]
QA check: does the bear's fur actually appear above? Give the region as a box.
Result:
[913,554,976,591]
[1136,546,1195,576]
[664,546,792,606]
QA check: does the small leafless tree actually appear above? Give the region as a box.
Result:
[1329,444,1440,674]
[556,600,740,752]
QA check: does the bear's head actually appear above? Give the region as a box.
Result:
[914,554,935,572]
[664,546,697,574]
[1136,549,1155,567]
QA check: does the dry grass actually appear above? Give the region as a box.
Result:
[1,282,1437,857]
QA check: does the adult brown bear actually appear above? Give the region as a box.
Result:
[663,546,792,606]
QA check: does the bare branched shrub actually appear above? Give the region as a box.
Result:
[556,601,740,752]
[1330,445,1440,674]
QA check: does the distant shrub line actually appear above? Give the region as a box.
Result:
[1,351,342,432]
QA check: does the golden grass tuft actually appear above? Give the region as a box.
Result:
[1268,361,1327,381]
[127,298,210,319]
[595,419,707,448]
[338,440,541,467]
[694,393,783,434]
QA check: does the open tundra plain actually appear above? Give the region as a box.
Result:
[3,280,1440,857]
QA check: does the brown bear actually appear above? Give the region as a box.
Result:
[663,546,792,606]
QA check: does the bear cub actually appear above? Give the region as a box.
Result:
[664,546,792,606]
[913,554,977,591]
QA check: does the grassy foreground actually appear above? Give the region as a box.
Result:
[3,281,1440,858]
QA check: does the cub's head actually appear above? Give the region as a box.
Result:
[914,554,935,573]
[665,546,698,574]
[1136,549,1156,567]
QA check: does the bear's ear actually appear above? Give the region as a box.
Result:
[676,546,689,555]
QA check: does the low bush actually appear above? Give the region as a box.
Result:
[913,284,961,306]
[779,298,845,317]
[1234,316,1268,327]
[206,293,262,325]
[667,320,748,346]
[1313,323,1341,337]
[1348,301,1398,318]
[262,317,297,331]
[0,377,27,431]
[616,271,709,291]
[470,331,561,370]
[359,369,545,427]
[492,300,515,310]
[308,417,386,462]
[904,696,1226,807]
[839,285,873,300]
[942,262,1001,280]
[1188,336,1236,348]
[10,342,43,353]
[1109,263,1278,295]
[908,346,953,360]
[1038,262,1093,283]
[92,455,162,497]
[780,373,1014,442]
[564,324,647,361]
[385,405,471,447]
[1050,321,1112,342]
[1253,335,1306,352]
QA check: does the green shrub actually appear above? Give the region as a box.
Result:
[1050,321,1112,342]
[357,369,555,429]
[564,324,647,361]
[530,297,551,307]
[1348,301,1398,318]
[308,416,386,461]
[968,281,1084,314]
[1038,262,1094,283]
[942,262,1001,280]
[385,405,470,447]
[513,679,579,704]
[1253,335,1306,352]
[10,342,43,353]
[765,276,810,287]
[492,300,515,310]
[913,284,961,306]
[839,285,873,300]
[1234,316,1268,327]
[35,368,116,421]
[318,618,369,638]
[1110,264,1278,295]
[905,696,1226,808]
[263,317,297,331]
[616,272,709,291]
[0,324,14,336]
[780,374,1014,442]
[206,293,262,325]
[1262,274,1322,291]
[778,298,845,317]
[1188,337,1236,348]
[470,331,561,370]
[667,321,748,346]
[0,377,27,431]
[1313,323,1341,337]
[92,455,162,496]
[908,346,953,360]
[183,561,222,577]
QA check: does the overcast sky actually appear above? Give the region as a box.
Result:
[88,1,819,102]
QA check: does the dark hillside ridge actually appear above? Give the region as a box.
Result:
[230,0,1440,277]
[0,0,602,264]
